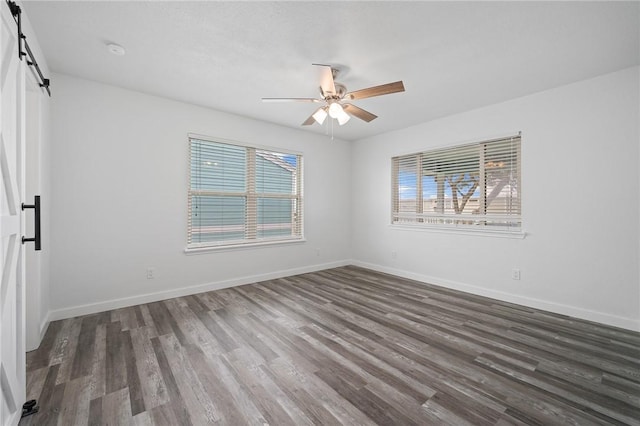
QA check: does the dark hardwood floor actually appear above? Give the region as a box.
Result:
[21,266,640,425]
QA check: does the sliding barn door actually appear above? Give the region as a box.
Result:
[0,2,26,426]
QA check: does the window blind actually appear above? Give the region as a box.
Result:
[188,137,303,248]
[392,135,521,230]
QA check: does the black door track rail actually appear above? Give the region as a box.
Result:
[6,0,51,96]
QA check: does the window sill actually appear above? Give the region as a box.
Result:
[390,224,526,239]
[184,238,306,255]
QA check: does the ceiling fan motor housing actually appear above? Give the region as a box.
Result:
[327,82,348,100]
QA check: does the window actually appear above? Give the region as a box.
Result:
[188,135,303,249]
[392,135,521,231]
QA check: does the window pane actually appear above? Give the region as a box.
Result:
[484,142,520,217]
[188,136,303,248]
[256,151,297,194]
[393,136,521,230]
[191,140,246,192]
[422,175,438,213]
[190,195,245,242]
[257,198,295,238]
[397,155,417,213]
[443,172,480,215]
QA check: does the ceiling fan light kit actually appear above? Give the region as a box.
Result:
[336,113,350,126]
[312,107,328,125]
[328,102,342,118]
[262,64,405,128]
[334,105,351,126]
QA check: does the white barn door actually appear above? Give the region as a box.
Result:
[0,2,26,425]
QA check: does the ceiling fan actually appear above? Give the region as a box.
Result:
[262,64,405,126]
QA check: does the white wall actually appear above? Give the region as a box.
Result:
[351,66,640,331]
[50,67,639,331]
[49,74,352,319]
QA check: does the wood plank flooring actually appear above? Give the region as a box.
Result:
[21,266,640,425]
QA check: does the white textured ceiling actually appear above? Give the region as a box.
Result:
[23,1,640,141]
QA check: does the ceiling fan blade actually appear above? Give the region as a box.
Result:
[312,63,336,96]
[302,114,316,126]
[344,81,405,100]
[262,97,321,103]
[343,104,378,122]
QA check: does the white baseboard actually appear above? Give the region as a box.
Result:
[25,312,52,352]
[351,260,640,332]
[48,260,350,322]
[46,259,640,333]
[39,314,50,342]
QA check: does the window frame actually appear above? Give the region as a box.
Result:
[391,134,523,237]
[186,134,304,252]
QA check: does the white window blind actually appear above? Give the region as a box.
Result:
[392,135,521,230]
[188,136,303,248]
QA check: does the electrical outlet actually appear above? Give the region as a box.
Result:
[316,248,321,256]
[391,251,398,260]
[511,268,521,280]
[146,267,155,279]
